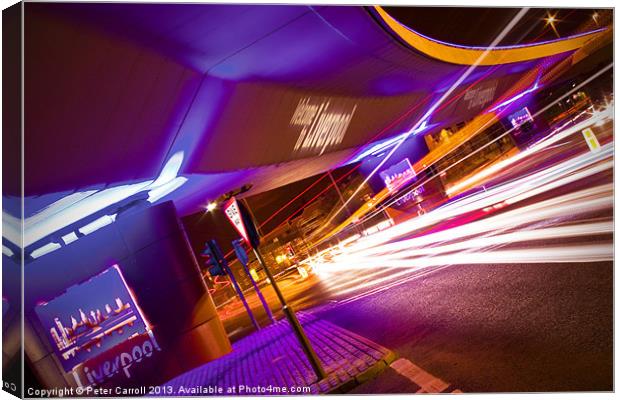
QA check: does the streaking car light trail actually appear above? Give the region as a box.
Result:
[331,221,611,268]
[314,217,611,296]
[444,115,604,197]
[318,8,530,231]
[315,185,611,276]
[340,62,612,233]
[346,192,611,260]
[315,238,612,299]
[356,99,613,233]
[305,128,612,298]
[321,244,611,275]
[351,143,611,252]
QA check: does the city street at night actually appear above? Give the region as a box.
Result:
[216,117,613,393]
[2,1,614,397]
[214,115,613,393]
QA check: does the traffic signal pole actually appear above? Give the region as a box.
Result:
[252,248,327,381]
[223,263,260,331]
[223,196,327,381]
[203,239,260,331]
[233,239,275,324]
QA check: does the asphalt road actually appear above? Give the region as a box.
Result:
[315,261,612,392]
[214,115,613,392]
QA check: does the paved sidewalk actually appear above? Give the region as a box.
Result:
[162,312,397,395]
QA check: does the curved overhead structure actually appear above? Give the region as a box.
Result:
[372,6,607,66]
[9,3,608,256]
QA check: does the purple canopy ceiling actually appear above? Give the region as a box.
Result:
[20,3,577,220]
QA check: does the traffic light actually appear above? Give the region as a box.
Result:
[285,244,295,259]
[201,240,228,276]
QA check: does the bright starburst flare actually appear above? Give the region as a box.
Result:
[544,11,561,38]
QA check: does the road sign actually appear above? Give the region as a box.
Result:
[249,269,260,282]
[222,198,325,380]
[223,197,260,248]
[297,266,309,279]
[232,238,275,324]
[224,198,250,245]
[232,239,249,265]
[286,244,296,259]
[582,127,601,152]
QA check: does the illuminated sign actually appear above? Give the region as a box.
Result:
[581,127,601,152]
[379,158,417,193]
[394,187,425,207]
[508,107,534,129]
[34,265,149,372]
[464,80,498,110]
[291,97,357,155]
[223,198,251,246]
[78,332,161,387]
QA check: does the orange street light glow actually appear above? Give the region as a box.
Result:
[544,12,560,38]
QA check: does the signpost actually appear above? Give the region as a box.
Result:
[205,239,259,331]
[223,198,256,247]
[232,239,275,324]
[224,197,327,381]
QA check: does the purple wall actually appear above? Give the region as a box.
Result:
[22,3,546,203]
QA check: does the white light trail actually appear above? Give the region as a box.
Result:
[319,8,530,231]
[347,143,611,252]
[346,196,611,261]
[352,63,613,228]
[306,124,612,299]
[445,107,613,196]
[330,221,611,269]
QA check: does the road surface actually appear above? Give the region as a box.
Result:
[215,112,613,392]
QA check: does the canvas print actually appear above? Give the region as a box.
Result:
[1,1,613,398]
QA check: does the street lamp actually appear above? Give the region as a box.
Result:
[544,12,560,38]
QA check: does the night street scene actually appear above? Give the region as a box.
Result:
[1,1,614,398]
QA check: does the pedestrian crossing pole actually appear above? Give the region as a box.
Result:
[223,264,260,331]
[224,197,327,381]
[232,239,276,324]
[252,248,326,380]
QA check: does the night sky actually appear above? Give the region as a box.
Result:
[183,165,359,256]
[382,7,610,47]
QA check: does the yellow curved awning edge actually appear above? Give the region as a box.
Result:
[373,6,607,66]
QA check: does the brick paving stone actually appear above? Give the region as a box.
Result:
[160,312,393,396]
